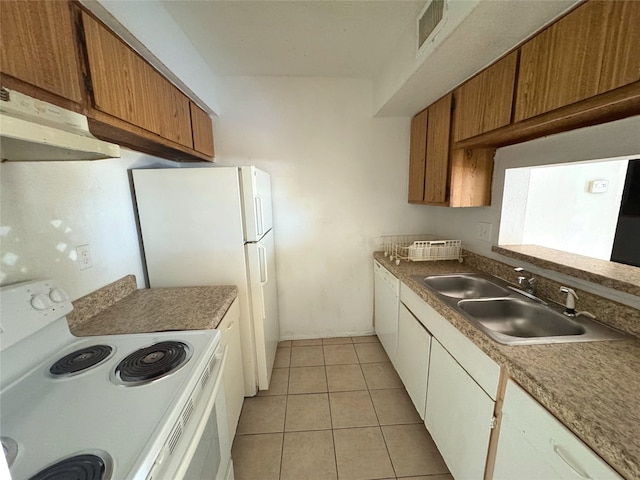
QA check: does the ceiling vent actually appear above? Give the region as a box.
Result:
[417,0,447,55]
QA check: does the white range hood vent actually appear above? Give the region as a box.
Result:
[417,0,447,54]
[0,88,120,161]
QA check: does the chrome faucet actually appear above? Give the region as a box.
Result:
[514,267,536,294]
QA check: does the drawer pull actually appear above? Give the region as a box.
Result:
[552,442,592,479]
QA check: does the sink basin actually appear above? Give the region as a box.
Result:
[413,272,629,345]
[457,298,586,338]
[417,273,511,299]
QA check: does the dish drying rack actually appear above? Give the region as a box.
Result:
[381,234,463,265]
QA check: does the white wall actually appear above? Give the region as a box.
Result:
[213,76,434,339]
[517,160,628,260]
[0,150,175,301]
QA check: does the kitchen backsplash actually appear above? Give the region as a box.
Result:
[66,275,137,331]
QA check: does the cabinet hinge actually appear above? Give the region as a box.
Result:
[490,415,497,429]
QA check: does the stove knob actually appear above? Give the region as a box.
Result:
[31,293,52,310]
[49,287,67,303]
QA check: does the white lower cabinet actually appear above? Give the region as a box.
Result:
[494,380,623,480]
[425,339,496,480]
[374,260,400,366]
[396,303,431,419]
[219,299,244,439]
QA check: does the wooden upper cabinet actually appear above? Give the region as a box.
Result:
[408,109,428,203]
[515,0,640,122]
[408,93,494,207]
[0,0,84,107]
[453,52,518,142]
[82,12,193,149]
[190,102,215,157]
[424,93,452,205]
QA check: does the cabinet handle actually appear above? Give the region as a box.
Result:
[552,442,592,479]
[225,320,235,331]
[255,195,264,237]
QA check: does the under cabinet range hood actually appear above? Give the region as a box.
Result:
[0,88,120,161]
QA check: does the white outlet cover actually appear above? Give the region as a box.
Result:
[477,222,492,242]
[76,244,93,270]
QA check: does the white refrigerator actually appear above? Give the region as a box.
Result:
[132,166,279,396]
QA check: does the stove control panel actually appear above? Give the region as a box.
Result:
[0,279,73,352]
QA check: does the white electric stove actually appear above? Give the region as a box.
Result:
[0,280,231,480]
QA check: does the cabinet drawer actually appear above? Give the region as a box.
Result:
[495,380,623,480]
[400,282,500,399]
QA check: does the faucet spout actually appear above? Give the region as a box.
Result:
[514,267,536,294]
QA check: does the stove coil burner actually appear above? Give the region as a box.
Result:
[28,453,112,480]
[114,341,191,385]
[50,345,113,377]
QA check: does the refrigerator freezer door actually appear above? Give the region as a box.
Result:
[133,168,245,288]
[240,167,273,242]
[245,230,279,389]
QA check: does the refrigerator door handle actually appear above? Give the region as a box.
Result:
[258,244,268,284]
[255,195,265,237]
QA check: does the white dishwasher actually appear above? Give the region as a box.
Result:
[374,260,400,367]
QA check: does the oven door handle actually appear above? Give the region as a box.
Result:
[171,344,229,479]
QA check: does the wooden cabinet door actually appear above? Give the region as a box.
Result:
[82,12,192,148]
[0,0,83,106]
[425,340,495,480]
[190,102,215,157]
[453,52,518,142]
[408,109,428,203]
[424,93,452,204]
[515,0,640,122]
[397,303,431,419]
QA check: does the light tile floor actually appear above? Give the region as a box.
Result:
[232,335,453,480]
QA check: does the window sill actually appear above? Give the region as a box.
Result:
[492,245,640,297]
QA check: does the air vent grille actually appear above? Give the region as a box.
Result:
[199,367,211,391]
[182,399,195,426]
[168,424,183,455]
[418,0,445,50]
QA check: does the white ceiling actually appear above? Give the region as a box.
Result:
[159,0,580,116]
[161,0,425,78]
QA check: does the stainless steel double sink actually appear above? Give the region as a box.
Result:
[413,273,628,345]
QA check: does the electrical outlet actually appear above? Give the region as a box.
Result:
[76,244,93,270]
[476,222,492,242]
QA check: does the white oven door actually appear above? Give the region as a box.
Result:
[149,345,232,480]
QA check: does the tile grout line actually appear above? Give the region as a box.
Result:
[363,349,399,480]
[325,360,340,480]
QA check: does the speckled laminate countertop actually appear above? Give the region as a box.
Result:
[374,252,640,480]
[70,284,238,337]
